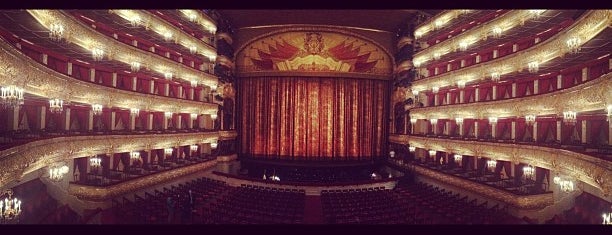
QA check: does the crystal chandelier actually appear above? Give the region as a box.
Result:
[49,98,63,114]
[190,80,198,88]
[454,154,462,164]
[491,26,502,39]
[603,212,611,225]
[389,151,395,158]
[164,148,173,157]
[164,72,173,80]
[163,31,173,42]
[209,83,218,92]
[190,145,198,152]
[430,118,438,126]
[560,180,574,193]
[0,85,24,109]
[458,41,468,51]
[457,81,465,89]
[92,104,103,116]
[190,113,197,119]
[210,140,218,149]
[410,118,417,125]
[130,151,140,160]
[523,165,534,180]
[528,61,539,73]
[165,112,173,119]
[0,190,21,222]
[90,156,101,169]
[432,86,439,94]
[409,146,416,153]
[434,20,444,30]
[525,115,536,126]
[189,45,197,54]
[129,15,141,27]
[130,62,141,72]
[455,117,464,125]
[491,72,501,82]
[563,111,577,126]
[91,47,104,61]
[130,108,139,117]
[49,165,69,182]
[566,37,581,54]
[488,117,498,124]
[428,150,436,157]
[433,52,441,60]
[210,113,218,120]
[412,90,419,97]
[486,160,497,172]
[49,22,65,42]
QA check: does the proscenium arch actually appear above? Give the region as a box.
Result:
[234,25,395,79]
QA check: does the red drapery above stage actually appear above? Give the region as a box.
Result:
[238,76,389,161]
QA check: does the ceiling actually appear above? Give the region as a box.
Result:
[218,10,441,33]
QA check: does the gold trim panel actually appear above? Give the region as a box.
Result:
[410,73,611,119]
[0,37,218,114]
[0,132,221,189]
[389,134,612,198]
[237,71,391,80]
[414,10,474,40]
[68,160,218,201]
[219,130,238,140]
[410,163,554,209]
[27,10,218,88]
[412,10,611,92]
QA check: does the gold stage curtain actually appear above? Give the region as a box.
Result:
[238,76,389,161]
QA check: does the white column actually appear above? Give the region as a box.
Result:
[42,54,48,65]
[581,67,588,82]
[492,123,497,139]
[90,68,96,82]
[511,120,516,140]
[511,83,517,98]
[147,113,153,130]
[132,40,138,47]
[434,94,439,106]
[67,62,73,75]
[534,80,539,94]
[188,115,194,129]
[510,163,515,177]
[492,86,497,100]
[39,106,46,130]
[178,87,183,99]
[556,120,562,142]
[176,115,182,129]
[149,81,155,94]
[459,90,464,103]
[446,93,450,104]
[130,114,136,130]
[88,110,94,131]
[475,88,480,102]
[474,121,479,138]
[609,120,612,145]
[557,75,562,90]
[533,122,538,142]
[581,120,587,144]
[164,84,170,96]
[132,77,138,91]
[189,88,195,100]
[110,111,116,131]
[64,108,70,131]
[8,106,19,130]
[445,121,450,135]
[112,73,117,87]
[459,123,463,136]
[163,115,168,130]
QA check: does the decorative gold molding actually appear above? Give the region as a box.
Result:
[412,10,611,92]
[113,10,216,58]
[415,10,475,40]
[409,163,554,209]
[26,10,218,88]
[176,10,217,34]
[389,134,612,198]
[237,70,392,80]
[0,131,222,189]
[0,38,218,114]
[414,10,541,66]
[216,55,235,69]
[68,160,218,201]
[219,130,238,140]
[216,32,233,45]
[233,25,396,70]
[410,73,611,119]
